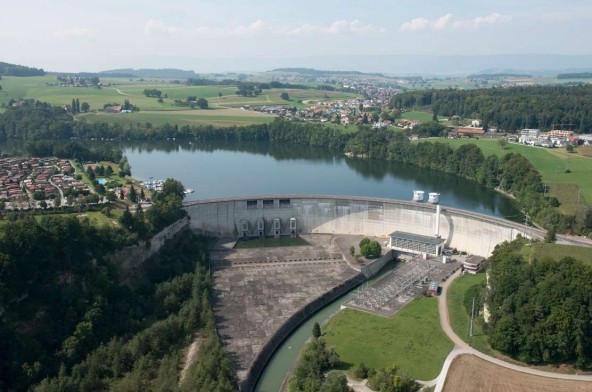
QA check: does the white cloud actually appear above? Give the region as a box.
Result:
[454,13,513,29]
[145,20,183,35]
[52,28,94,39]
[144,19,382,38]
[281,19,383,35]
[227,20,267,37]
[401,13,511,32]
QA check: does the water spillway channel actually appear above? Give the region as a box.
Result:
[254,263,397,392]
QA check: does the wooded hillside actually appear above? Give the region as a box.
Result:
[390,85,592,132]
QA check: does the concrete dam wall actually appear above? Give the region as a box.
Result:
[185,195,542,257]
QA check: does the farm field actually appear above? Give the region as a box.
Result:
[415,138,592,213]
[400,111,434,122]
[443,354,592,392]
[323,297,453,381]
[0,75,360,126]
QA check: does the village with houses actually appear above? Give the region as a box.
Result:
[0,157,93,209]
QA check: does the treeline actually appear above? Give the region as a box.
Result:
[25,140,123,162]
[390,85,592,132]
[486,238,592,368]
[0,214,235,391]
[344,131,592,234]
[557,72,592,79]
[288,325,350,392]
[0,61,45,76]
[468,73,532,79]
[0,100,73,139]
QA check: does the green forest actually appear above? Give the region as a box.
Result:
[485,238,592,368]
[0,62,45,77]
[0,215,235,391]
[389,85,592,132]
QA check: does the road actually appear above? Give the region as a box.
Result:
[434,270,592,392]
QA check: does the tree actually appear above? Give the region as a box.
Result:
[128,185,137,203]
[75,98,80,113]
[566,144,575,153]
[349,246,355,256]
[359,238,370,248]
[498,138,507,150]
[80,102,90,112]
[544,227,556,243]
[196,98,208,109]
[71,98,77,113]
[120,206,133,229]
[360,240,381,258]
[218,92,223,99]
[312,322,321,339]
[86,166,95,181]
[280,92,290,101]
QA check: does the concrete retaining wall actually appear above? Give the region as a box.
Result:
[361,250,396,279]
[240,273,366,392]
[185,195,543,257]
[110,216,190,284]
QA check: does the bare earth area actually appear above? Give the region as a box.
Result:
[179,337,202,383]
[210,235,359,385]
[443,354,592,392]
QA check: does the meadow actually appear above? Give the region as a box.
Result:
[446,273,492,355]
[414,138,592,213]
[0,75,360,126]
[323,297,453,381]
[521,243,592,265]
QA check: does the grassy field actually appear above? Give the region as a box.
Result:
[400,111,434,122]
[416,138,592,213]
[323,298,453,381]
[234,236,309,249]
[521,243,592,265]
[447,273,492,355]
[0,75,360,126]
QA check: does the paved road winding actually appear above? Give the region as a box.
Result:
[434,270,592,392]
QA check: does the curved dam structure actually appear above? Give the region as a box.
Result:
[183,195,543,391]
[184,194,541,257]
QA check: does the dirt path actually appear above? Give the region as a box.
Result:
[112,87,128,96]
[347,377,374,392]
[179,337,202,383]
[434,271,592,392]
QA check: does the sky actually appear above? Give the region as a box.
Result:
[2,0,592,73]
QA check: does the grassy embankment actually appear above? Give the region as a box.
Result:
[414,138,592,214]
[323,297,453,381]
[520,243,592,265]
[446,273,492,355]
[0,76,360,128]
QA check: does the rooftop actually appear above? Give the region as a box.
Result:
[388,231,446,245]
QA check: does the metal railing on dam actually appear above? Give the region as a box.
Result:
[184,194,545,257]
